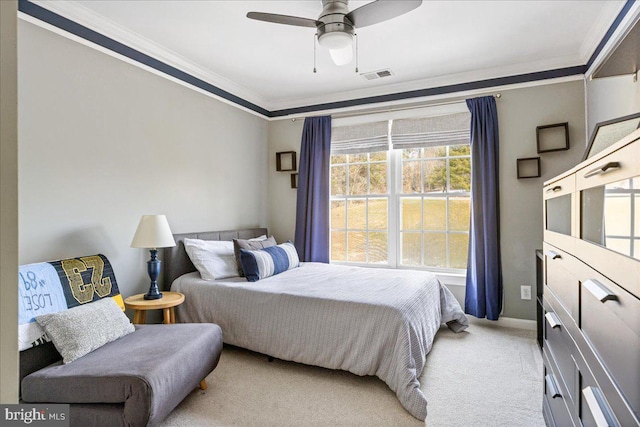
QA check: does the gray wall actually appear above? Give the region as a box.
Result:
[585,74,640,136]
[268,80,587,320]
[498,80,585,319]
[1,0,19,404]
[268,119,305,242]
[18,21,269,301]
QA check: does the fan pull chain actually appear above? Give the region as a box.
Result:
[313,33,318,73]
[354,33,359,73]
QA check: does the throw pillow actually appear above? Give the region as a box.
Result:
[184,238,239,280]
[233,236,277,276]
[240,241,300,282]
[36,298,134,364]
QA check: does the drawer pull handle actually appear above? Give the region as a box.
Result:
[582,386,618,427]
[584,162,621,178]
[545,185,562,193]
[545,374,561,399]
[545,312,561,329]
[545,251,561,260]
[583,279,618,303]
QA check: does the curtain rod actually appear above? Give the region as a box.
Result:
[294,93,502,121]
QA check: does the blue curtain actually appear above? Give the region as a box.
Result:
[464,96,502,320]
[294,116,332,262]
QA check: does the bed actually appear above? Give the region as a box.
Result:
[162,228,468,420]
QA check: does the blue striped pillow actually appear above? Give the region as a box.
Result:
[240,242,300,282]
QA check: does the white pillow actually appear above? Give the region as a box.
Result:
[184,238,239,280]
[36,298,134,364]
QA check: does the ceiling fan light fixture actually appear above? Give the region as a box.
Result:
[247,0,424,69]
[329,44,353,66]
[318,31,353,50]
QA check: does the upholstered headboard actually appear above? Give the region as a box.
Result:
[161,228,268,290]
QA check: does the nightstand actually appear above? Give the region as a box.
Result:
[124,291,185,324]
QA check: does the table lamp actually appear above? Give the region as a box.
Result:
[131,215,176,300]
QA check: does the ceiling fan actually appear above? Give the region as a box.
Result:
[247,0,423,66]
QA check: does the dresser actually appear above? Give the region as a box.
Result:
[542,128,640,427]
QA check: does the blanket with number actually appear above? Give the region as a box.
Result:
[18,254,124,351]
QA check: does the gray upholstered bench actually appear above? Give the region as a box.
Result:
[21,323,222,426]
[18,255,223,427]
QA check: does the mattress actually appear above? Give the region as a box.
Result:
[171,262,468,420]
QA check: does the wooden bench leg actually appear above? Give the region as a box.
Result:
[199,380,207,390]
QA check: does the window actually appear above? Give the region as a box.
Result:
[329,112,471,273]
[399,145,470,269]
[330,151,389,264]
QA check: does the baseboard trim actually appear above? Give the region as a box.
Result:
[470,316,536,331]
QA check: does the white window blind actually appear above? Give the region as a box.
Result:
[391,112,471,150]
[331,121,389,154]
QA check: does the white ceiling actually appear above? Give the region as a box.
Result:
[33,1,626,113]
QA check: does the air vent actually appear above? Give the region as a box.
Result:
[361,69,394,81]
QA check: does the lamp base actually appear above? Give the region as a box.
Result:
[143,291,163,300]
[144,249,163,300]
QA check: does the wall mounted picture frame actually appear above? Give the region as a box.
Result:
[291,173,298,189]
[276,151,297,171]
[536,122,570,153]
[582,112,640,161]
[517,157,541,179]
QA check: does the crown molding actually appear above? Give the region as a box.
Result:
[585,0,640,76]
[18,0,637,119]
[266,57,587,112]
[579,1,628,62]
[30,0,270,110]
[269,66,586,117]
[32,1,590,113]
[267,75,584,122]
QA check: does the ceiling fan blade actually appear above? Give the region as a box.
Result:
[346,0,423,28]
[246,12,319,28]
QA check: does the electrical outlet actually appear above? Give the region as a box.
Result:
[521,285,532,300]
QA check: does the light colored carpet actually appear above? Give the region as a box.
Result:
[161,318,544,427]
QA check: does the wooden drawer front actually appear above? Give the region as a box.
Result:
[578,267,640,418]
[575,238,640,299]
[580,378,620,427]
[545,174,575,199]
[542,395,555,427]
[576,140,640,191]
[543,390,574,427]
[543,354,577,427]
[544,307,577,403]
[544,243,579,319]
[544,231,576,256]
[575,353,640,427]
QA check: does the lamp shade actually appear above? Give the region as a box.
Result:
[130,215,176,249]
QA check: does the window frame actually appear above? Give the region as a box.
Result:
[329,121,471,276]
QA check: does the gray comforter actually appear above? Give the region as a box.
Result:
[171,262,468,420]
